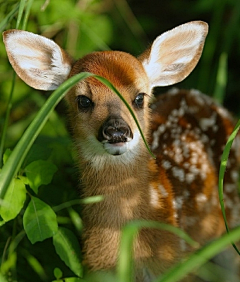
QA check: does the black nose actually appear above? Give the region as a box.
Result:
[98,116,133,143]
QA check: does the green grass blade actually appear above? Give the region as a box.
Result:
[155,225,240,282]
[0,72,16,168]
[0,3,20,33]
[0,0,31,166]
[117,220,198,282]
[53,196,104,213]
[0,72,91,200]
[213,53,228,104]
[22,0,34,30]
[218,118,240,255]
[16,0,26,29]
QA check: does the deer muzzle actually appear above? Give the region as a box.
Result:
[98,116,133,155]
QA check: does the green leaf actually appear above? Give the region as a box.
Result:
[53,227,83,277]
[68,208,83,234]
[3,149,11,165]
[54,267,63,279]
[23,196,58,244]
[25,160,57,194]
[0,178,26,222]
[23,144,52,167]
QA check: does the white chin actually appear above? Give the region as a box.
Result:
[103,142,129,155]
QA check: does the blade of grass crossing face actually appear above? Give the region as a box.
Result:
[218,118,240,255]
[0,73,92,200]
[0,72,152,200]
[95,75,155,158]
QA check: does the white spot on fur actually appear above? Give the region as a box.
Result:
[150,186,159,208]
[180,239,187,252]
[199,112,217,131]
[196,193,207,205]
[172,199,178,219]
[224,184,236,193]
[216,105,231,119]
[231,171,239,182]
[162,160,171,170]
[151,124,166,150]
[185,172,195,184]
[172,166,185,182]
[158,184,169,198]
[175,196,184,209]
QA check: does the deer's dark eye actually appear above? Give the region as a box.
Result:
[77,95,94,112]
[133,93,145,109]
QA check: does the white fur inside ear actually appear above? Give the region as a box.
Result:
[142,21,208,88]
[3,30,72,90]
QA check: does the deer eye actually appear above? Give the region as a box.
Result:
[77,95,94,112]
[133,93,145,109]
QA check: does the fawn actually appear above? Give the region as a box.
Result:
[3,21,240,281]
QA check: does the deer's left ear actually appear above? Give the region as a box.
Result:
[3,29,74,90]
[140,21,208,88]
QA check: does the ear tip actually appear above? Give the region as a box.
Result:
[190,20,209,34]
[2,29,19,43]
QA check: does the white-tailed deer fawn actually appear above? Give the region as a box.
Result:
[3,21,240,281]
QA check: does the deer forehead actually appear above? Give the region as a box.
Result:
[69,51,150,99]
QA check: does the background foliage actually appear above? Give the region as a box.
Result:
[0,0,240,281]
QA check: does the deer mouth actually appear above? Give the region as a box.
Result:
[102,139,132,155]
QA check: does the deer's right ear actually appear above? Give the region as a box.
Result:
[3,29,74,90]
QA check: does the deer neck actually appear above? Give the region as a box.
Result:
[79,147,153,226]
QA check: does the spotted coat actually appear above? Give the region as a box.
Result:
[149,88,240,248]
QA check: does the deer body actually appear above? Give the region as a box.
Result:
[3,21,240,280]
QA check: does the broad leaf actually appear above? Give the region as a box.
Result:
[25,160,57,194]
[53,227,83,277]
[23,196,58,244]
[23,144,52,167]
[0,178,26,222]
